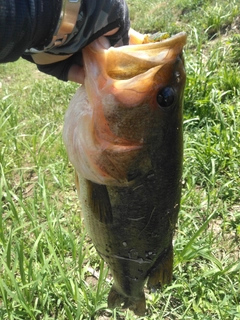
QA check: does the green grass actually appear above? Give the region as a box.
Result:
[0,0,240,319]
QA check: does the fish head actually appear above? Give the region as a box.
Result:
[63,32,187,185]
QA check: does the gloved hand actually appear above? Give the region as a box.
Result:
[23,0,130,83]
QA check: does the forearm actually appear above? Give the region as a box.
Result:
[0,0,61,63]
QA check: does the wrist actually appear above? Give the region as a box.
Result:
[31,0,62,49]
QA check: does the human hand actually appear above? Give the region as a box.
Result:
[28,0,129,83]
[32,28,120,84]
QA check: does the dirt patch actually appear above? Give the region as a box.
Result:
[231,15,240,33]
[208,212,240,261]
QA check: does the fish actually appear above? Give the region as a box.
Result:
[63,29,187,316]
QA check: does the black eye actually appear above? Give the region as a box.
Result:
[157,87,175,108]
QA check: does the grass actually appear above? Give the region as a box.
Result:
[0,0,240,319]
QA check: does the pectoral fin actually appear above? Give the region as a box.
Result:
[86,180,113,224]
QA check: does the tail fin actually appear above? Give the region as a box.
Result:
[107,284,146,316]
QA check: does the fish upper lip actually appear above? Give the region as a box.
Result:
[123,31,187,51]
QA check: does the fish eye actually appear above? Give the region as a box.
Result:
[157,87,175,108]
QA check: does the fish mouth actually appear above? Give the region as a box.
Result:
[83,31,187,81]
[109,31,187,77]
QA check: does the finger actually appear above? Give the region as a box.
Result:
[103,27,120,36]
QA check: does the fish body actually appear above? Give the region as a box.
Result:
[63,31,186,315]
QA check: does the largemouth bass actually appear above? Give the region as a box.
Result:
[63,30,186,316]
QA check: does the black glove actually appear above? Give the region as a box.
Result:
[22,0,130,81]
